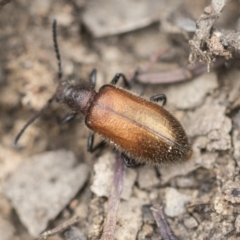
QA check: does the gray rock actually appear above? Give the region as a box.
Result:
[165,188,190,217]
[3,150,90,237]
[165,72,218,109]
[91,153,136,200]
[137,167,159,190]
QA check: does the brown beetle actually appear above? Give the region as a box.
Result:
[15,20,191,168]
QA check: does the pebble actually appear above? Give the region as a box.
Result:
[235,215,240,233]
[91,153,137,200]
[165,188,190,217]
[183,215,198,229]
[164,72,218,109]
[137,167,160,190]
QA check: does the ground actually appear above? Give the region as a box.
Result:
[1,0,240,240]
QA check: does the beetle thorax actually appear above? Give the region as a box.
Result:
[56,83,96,115]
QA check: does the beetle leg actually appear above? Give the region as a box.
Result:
[87,133,95,152]
[131,69,140,83]
[150,94,167,106]
[87,133,106,152]
[60,113,77,124]
[89,69,97,88]
[121,153,145,168]
[110,73,130,89]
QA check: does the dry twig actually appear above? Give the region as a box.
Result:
[137,57,225,84]
[100,153,126,240]
[151,205,178,240]
[37,216,80,240]
[189,0,234,68]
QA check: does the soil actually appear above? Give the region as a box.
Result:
[1,1,240,240]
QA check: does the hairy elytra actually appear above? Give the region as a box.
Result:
[15,20,191,168]
[87,85,191,165]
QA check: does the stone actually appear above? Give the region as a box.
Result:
[3,150,90,237]
[165,188,190,217]
[91,153,136,200]
[183,215,198,229]
[137,167,159,190]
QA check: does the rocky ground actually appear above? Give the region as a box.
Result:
[1,0,240,239]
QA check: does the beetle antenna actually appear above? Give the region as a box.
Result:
[53,19,62,80]
[14,20,63,146]
[14,98,54,145]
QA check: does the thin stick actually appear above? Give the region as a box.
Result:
[151,205,178,240]
[100,152,126,240]
[37,216,80,240]
[137,57,225,84]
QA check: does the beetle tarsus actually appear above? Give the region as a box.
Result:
[87,133,95,152]
[60,113,77,124]
[89,69,97,88]
[87,133,106,152]
[110,73,130,88]
[121,153,145,168]
[150,94,167,106]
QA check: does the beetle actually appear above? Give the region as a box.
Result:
[15,20,191,168]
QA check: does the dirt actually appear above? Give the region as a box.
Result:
[1,0,240,240]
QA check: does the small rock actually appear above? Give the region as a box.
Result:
[158,140,218,184]
[88,198,105,239]
[149,189,158,201]
[137,167,159,190]
[158,153,201,185]
[176,176,195,188]
[235,215,240,233]
[115,197,144,240]
[165,72,218,109]
[90,153,115,197]
[183,215,198,229]
[232,110,240,167]
[82,0,169,37]
[64,226,87,240]
[206,124,231,151]
[91,153,136,200]
[233,129,240,167]
[122,168,137,200]
[222,221,234,236]
[214,195,233,215]
[142,204,155,224]
[165,188,190,217]
[223,181,240,204]
[3,150,90,237]
[184,98,231,141]
[29,0,51,16]
[138,224,154,239]
[53,11,74,27]
[133,187,149,202]
[225,69,240,103]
